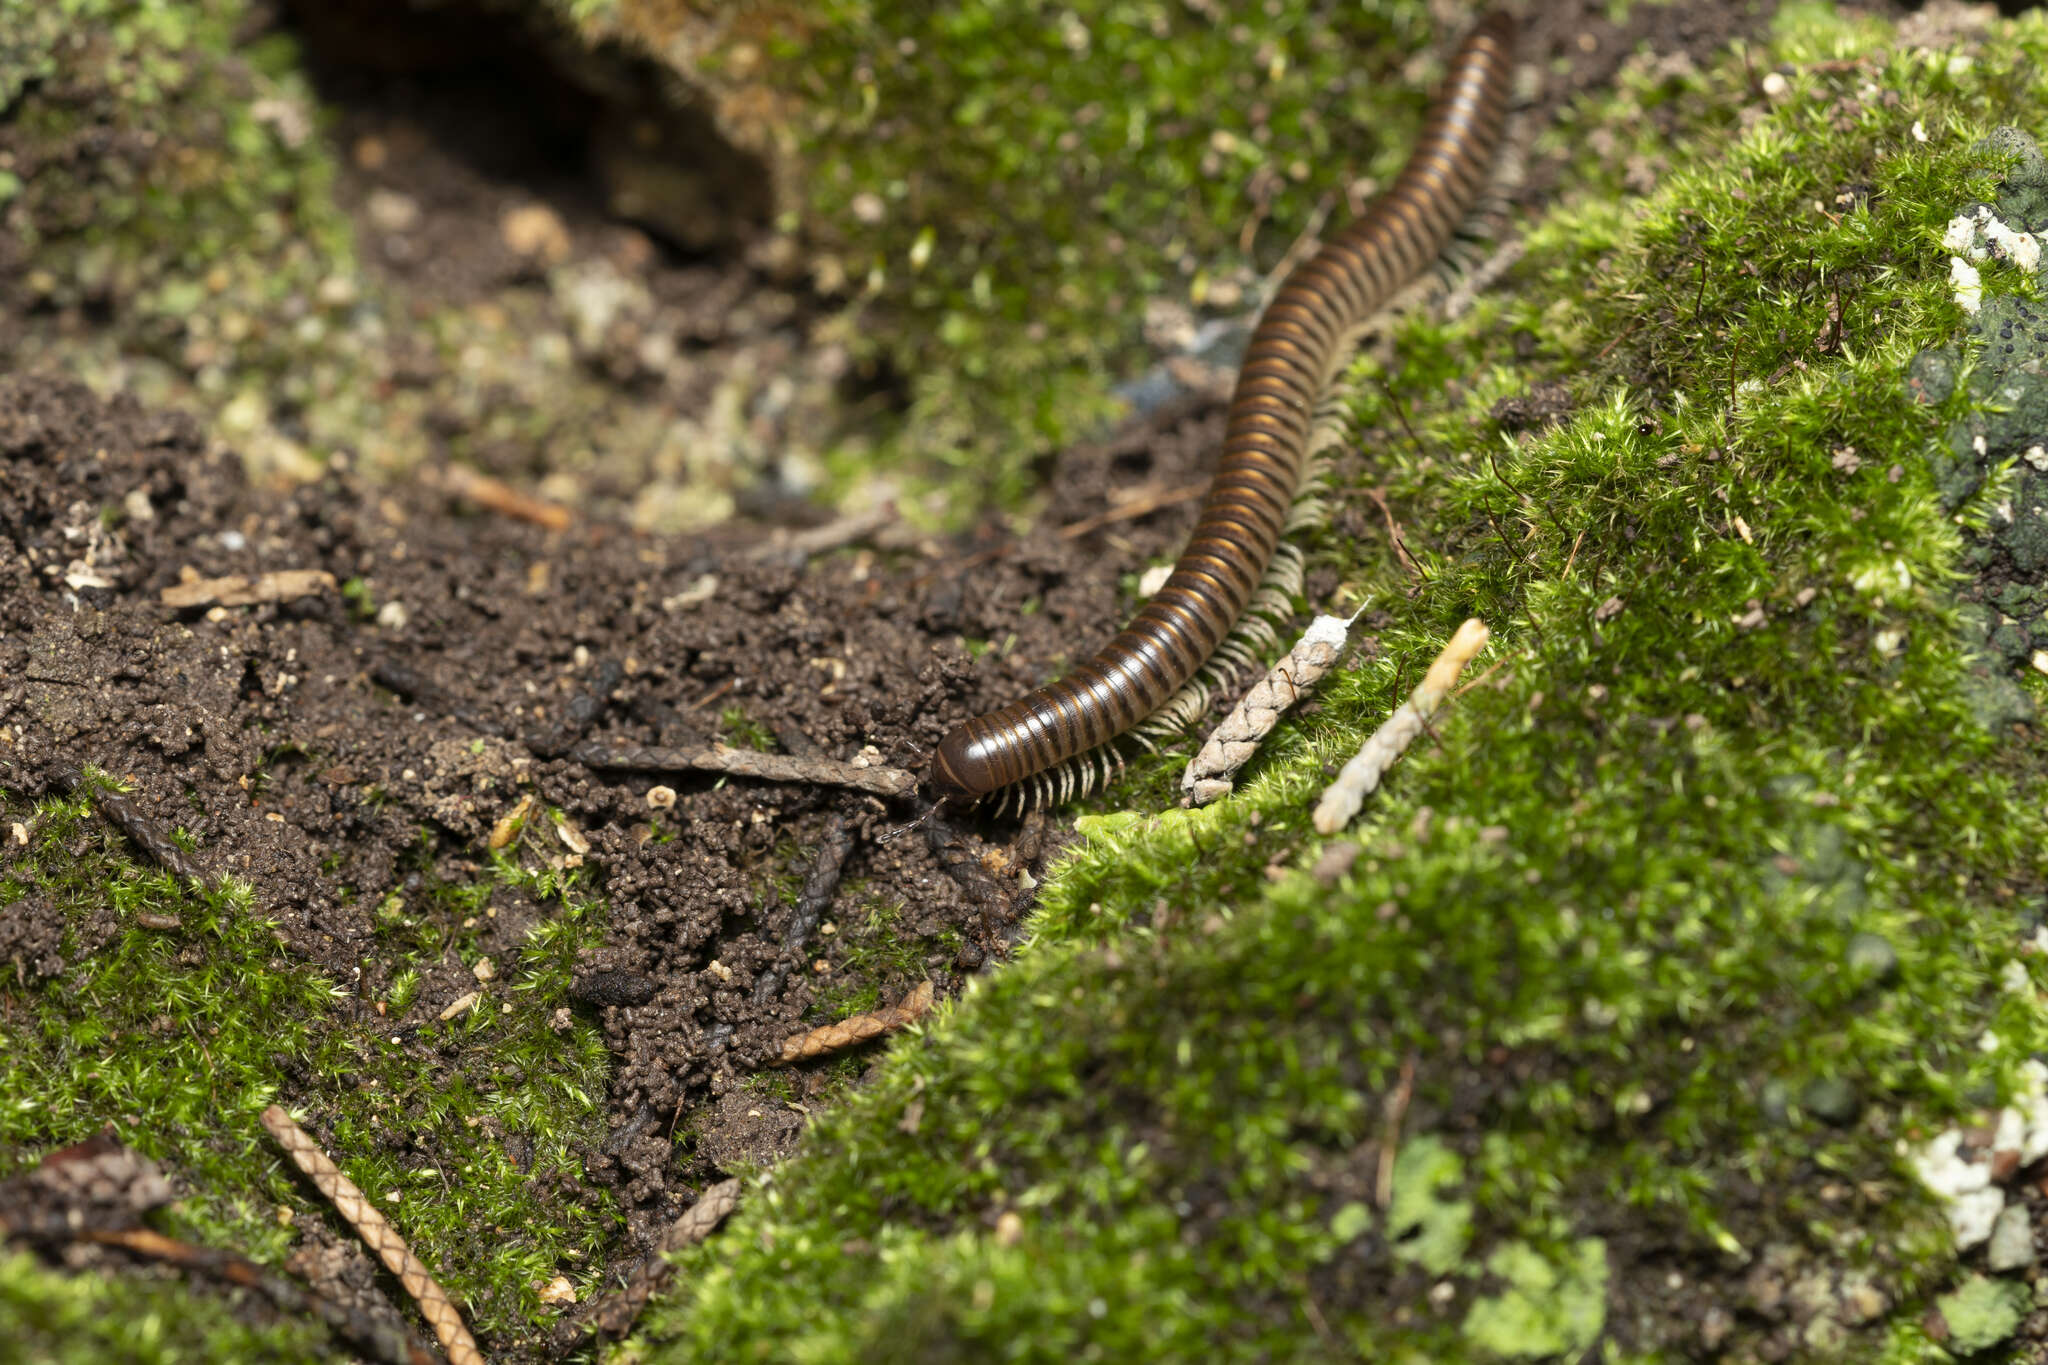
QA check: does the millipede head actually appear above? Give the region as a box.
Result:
[930,725,997,805]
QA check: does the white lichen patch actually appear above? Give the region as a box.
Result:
[1904,1063,2048,1250]
[1945,204,2044,276]
[1906,1128,2001,1247]
[1951,255,1983,313]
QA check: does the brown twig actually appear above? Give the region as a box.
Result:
[371,660,509,739]
[54,767,209,886]
[260,1106,485,1365]
[439,465,573,532]
[1363,487,1421,579]
[529,658,623,758]
[1057,480,1210,540]
[568,1179,742,1344]
[565,741,917,799]
[1375,1051,1418,1211]
[747,502,898,562]
[78,1226,440,1365]
[160,569,337,610]
[777,980,936,1065]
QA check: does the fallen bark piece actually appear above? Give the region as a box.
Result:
[439,464,574,531]
[160,569,337,609]
[566,740,917,799]
[778,979,935,1065]
[1312,618,1490,835]
[1183,613,1352,806]
[53,766,209,886]
[260,1106,485,1365]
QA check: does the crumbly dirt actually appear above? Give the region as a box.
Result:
[0,370,1234,1343]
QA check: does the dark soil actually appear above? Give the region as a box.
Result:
[0,370,1236,1354]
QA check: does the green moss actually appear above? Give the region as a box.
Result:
[705,0,1454,508]
[0,1249,324,1364]
[0,794,619,1353]
[638,7,2048,1361]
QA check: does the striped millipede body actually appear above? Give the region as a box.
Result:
[930,11,1518,805]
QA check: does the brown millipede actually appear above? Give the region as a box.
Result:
[932,11,1518,806]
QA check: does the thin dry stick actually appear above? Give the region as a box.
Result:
[1182,613,1354,806]
[260,1106,485,1365]
[777,980,936,1065]
[574,1179,743,1343]
[565,741,917,799]
[1374,1052,1418,1211]
[1363,487,1421,579]
[747,502,899,562]
[752,814,857,1009]
[439,465,573,531]
[1058,480,1210,540]
[1312,618,1490,835]
[76,1226,439,1365]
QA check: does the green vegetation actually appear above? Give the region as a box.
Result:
[638,7,2048,1361]
[0,787,620,1351]
[8,1,2048,1361]
[754,0,1450,506]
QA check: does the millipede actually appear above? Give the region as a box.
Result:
[931,10,1519,809]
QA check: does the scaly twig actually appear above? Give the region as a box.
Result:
[78,1227,440,1365]
[566,741,917,799]
[1183,613,1354,806]
[777,980,936,1065]
[1312,619,1489,835]
[569,1179,743,1344]
[260,1106,485,1365]
[751,814,856,1010]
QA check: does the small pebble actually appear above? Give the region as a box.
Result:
[1801,1076,1861,1126]
[1988,1204,2036,1272]
[1845,931,1899,983]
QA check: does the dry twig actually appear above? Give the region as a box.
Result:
[1363,488,1421,579]
[747,502,898,561]
[566,740,916,799]
[529,658,623,757]
[1058,480,1209,540]
[439,465,573,531]
[1312,618,1489,834]
[751,814,856,1009]
[569,1179,742,1344]
[260,1106,485,1365]
[1183,613,1353,806]
[82,1227,440,1365]
[778,980,936,1065]
[160,569,336,610]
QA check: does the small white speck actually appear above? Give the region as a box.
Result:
[1912,120,1928,143]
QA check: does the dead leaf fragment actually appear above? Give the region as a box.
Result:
[160,570,337,609]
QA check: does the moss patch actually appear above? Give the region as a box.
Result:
[638,7,2048,1361]
[0,791,619,1354]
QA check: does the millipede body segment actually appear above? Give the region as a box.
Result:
[932,11,1518,804]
